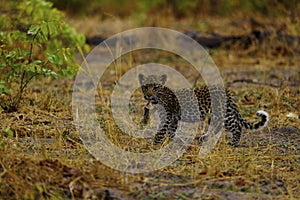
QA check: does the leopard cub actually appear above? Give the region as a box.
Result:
[139,74,269,146]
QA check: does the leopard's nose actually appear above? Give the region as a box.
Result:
[144,95,153,101]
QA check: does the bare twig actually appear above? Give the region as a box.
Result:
[13,29,41,110]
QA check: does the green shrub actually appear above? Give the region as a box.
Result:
[0,0,89,112]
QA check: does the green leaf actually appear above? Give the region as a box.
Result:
[7,32,12,46]
[35,183,44,193]
[46,53,58,64]
[6,50,17,59]
[0,61,7,68]
[49,71,58,78]
[27,25,41,35]
[12,31,21,39]
[47,21,59,36]
[22,50,31,56]
[33,60,43,65]
[41,67,57,78]
[4,128,14,137]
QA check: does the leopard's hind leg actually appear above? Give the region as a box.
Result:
[224,116,242,146]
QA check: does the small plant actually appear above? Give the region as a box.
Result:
[0,0,89,112]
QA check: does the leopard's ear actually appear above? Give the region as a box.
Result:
[138,74,145,85]
[160,74,167,85]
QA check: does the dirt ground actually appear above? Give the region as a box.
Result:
[0,17,299,199]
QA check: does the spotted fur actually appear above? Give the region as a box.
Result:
[139,74,269,146]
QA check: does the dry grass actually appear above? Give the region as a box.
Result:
[1,16,300,199]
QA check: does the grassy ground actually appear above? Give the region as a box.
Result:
[0,16,299,199]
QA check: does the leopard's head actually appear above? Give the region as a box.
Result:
[138,74,167,104]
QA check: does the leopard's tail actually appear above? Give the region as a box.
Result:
[242,110,269,130]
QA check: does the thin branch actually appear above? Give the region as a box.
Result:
[14,29,41,109]
[20,74,36,93]
[28,29,40,63]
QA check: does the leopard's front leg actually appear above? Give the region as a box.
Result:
[140,102,151,125]
[153,114,179,145]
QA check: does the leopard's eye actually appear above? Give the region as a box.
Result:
[153,85,160,90]
[141,86,147,92]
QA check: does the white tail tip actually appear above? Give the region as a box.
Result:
[256,110,269,128]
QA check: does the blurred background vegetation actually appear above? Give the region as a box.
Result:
[1,0,299,35]
[38,0,300,37]
[48,0,299,20]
